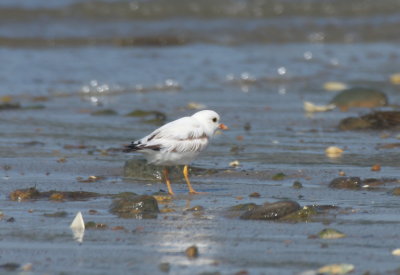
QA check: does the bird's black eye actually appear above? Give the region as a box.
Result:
[212,117,217,123]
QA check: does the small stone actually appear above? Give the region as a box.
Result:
[371,164,381,171]
[292,181,303,189]
[6,217,15,222]
[318,228,346,239]
[110,194,159,219]
[185,245,199,259]
[272,172,286,180]
[249,192,261,198]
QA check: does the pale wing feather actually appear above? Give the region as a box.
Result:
[138,116,209,153]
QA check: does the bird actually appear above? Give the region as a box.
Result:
[124,110,228,195]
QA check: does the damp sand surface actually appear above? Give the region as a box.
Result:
[1,1,400,274]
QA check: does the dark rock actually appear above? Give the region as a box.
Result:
[228,203,258,212]
[330,87,388,111]
[362,178,384,188]
[85,221,108,229]
[0,262,20,271]
[329,177,362,190]
[0,102,21,110]
[339,111,400,130]
[10,187,41,201]
[110,194,159,219]
[240,200,301,220]
[10,187,101,201]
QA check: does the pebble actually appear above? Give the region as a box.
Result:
[185,245,199,259]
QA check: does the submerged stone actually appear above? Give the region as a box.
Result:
[240,200,301,220]
[328,177,362,190]
[330,87,388,111]
[43,211,68,218]
[272,172,286,180]
[339,111,400,130]
[318,228,346,239]
[0,102,21,110]
[125,109,167,125]
[110,194,159,219]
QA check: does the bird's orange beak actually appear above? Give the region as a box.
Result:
[218,123,229,130]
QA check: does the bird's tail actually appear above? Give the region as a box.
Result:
[123,141,140,153]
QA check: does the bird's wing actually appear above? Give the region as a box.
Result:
[134,117,209,153]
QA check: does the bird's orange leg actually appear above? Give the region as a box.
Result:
[183,165,202,194]
[163,167,175,195]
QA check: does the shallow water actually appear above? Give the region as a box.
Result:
[1,1,400,274]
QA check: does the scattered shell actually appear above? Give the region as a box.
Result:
[325,146,343,158]
[391,248,400,256]
[186,102,206,110]
[70,211,85,243]
[390,73,400,85]
[304,101,335,113]
[317,263,355,275]
[70,212,85,230]
[229,160,240,167]
[323,82,348,91]
[318,228,346,239]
